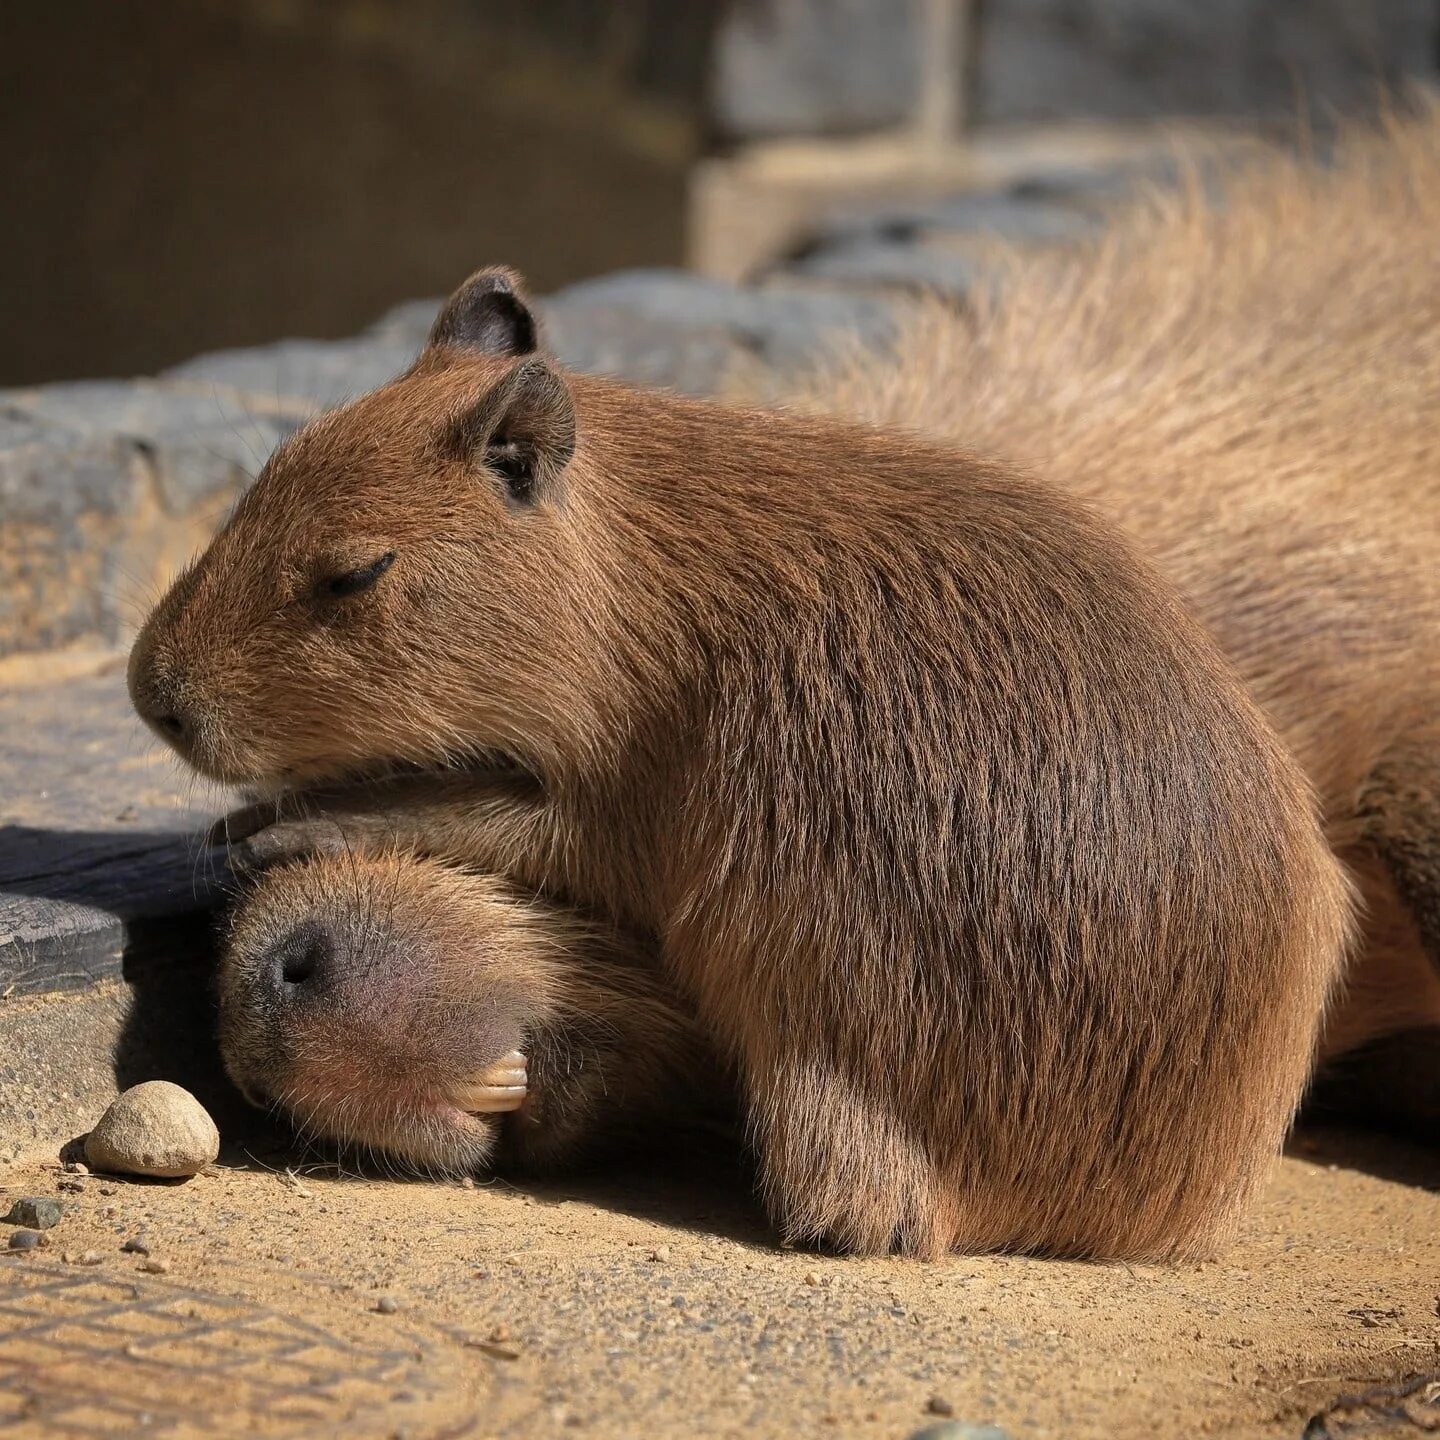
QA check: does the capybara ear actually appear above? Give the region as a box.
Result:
[445,356,576,503]
[427,267,539,358]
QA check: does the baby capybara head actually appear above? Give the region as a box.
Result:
[220,852,554,1173]
[220,850,719,1175]
[128,268,600,790]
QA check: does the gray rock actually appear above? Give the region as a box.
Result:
[0,380,291,655]
[816,189,1100,251]
[4,1197,62,1230]
[975,0,1436,125]
[366,298,442,349]
[85,1081,220,1179]
[7,1229,41,1251]
[908,1423,1011,1440]
[164,338,419,415]
[712,0,920,139]
[546,269,900,393]
[784,241,988,300]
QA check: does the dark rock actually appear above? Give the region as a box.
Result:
[120,1233,151,1255]
[7,1229,42,1251]
[0,668,231,997]
[4,1197,62,1230]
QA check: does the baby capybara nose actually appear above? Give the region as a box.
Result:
[268,921,338,999]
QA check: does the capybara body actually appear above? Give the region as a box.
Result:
[815,108,1440,1076]
[131,247,1350,1258]
[220,851,724,1174]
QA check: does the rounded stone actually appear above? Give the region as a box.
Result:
[908,1425,1011,1440]
[84,1082,219,1179]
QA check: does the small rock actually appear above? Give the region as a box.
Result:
[65,1250,103,1266]
[138,1257,171,1274]
[5,1197,62,1230]
[802,1270,820,1286]
[120,1235,151,1255]
[84,1082,220,1179]
[375,1295,400,1314]
[908,1424,1011,1440]
[459,1176,476,1190]
[7,1229,42,1252]
[489,1323,511,1343]
[648,1246,671,1263]
[62,1161,89,1176]
[927,1395,956,1417]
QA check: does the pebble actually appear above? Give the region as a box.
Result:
[84,1082,220,1179]
[927,1395,956,1417]
[908,1424,1010,1440]
[64,1251,103,1266]
[7,1230,42,1252]
[4,1197,63,1230]
[648,1246,671,1263]
[138,1257,171,1275]
[120,1234,152,1255]
[375,1295,400,1314]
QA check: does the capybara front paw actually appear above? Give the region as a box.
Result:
[450,1050,528,1114]
[210,807,358,873]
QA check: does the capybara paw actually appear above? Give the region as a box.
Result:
[451,1050,528,1114]
[211,809,359,873]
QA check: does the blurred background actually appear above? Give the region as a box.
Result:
[4,0,1436,386]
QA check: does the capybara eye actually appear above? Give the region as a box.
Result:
[319,551,396,600]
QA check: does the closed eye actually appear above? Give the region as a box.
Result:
[320,551,396,599]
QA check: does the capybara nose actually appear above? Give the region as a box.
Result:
[269,921,337,1000]
[152,710,190,743]
[129,659,197,753]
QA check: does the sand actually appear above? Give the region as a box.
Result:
[1,1122,1437,1439]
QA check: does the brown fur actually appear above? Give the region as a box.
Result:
[131,251,1350,1259]
[812,105,1440,1060]
[220,850,723,1175]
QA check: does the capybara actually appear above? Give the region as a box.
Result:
[130,238,1349,1259]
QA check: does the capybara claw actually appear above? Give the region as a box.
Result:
[453,1050,528,1113]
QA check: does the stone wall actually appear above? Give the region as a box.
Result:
[0,141,1186,663]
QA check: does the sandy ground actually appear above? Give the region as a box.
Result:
[2,1124,1438,1440]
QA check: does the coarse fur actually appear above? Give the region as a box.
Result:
[131,257,1350,1259]
[813,104,1440,1073]
[221,850,723,1175]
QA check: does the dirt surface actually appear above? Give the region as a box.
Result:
[2,1125,1437,1439]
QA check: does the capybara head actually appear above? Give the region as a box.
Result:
[128,268,602,790]
[220,851,556,1173]
[220,849,720,1174]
